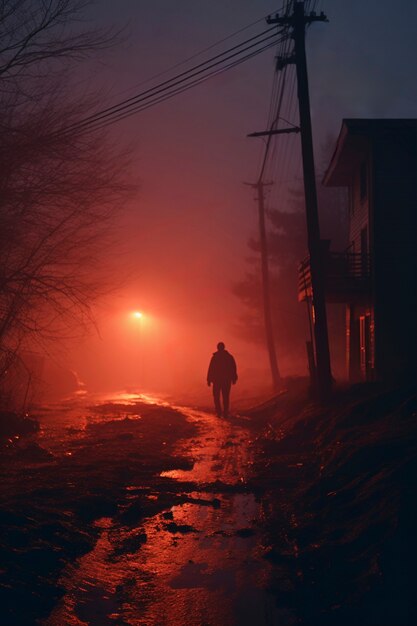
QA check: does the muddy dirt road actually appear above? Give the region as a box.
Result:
[2,394,291,626]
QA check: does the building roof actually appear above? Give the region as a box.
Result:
[323,118,417,187]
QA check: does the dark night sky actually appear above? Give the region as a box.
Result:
[67,1,417,395]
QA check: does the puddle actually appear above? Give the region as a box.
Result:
[43,406,289,625]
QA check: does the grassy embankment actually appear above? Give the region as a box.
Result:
[248,380,416,626]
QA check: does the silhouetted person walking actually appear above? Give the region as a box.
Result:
[207,342,238,417]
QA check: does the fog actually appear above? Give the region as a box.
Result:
[2,5,416,624]
[11,0,417,406]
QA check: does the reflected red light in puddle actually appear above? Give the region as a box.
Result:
[42,408,282,626]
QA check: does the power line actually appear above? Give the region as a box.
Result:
[85,37,287,134]
[256,31,293,183]
[114,3,288,101]
[254,0,323,208]
[57,26,286,137]
[80,35,286,134]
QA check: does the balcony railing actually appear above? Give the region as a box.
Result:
[298,252,371,303]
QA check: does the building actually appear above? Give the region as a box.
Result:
[299,119,417,384]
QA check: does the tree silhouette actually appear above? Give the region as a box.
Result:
[233,146,348,376]
[0,1,131,402]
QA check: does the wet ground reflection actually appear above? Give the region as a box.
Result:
[42,402,286,625]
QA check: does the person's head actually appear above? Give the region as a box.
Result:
[217,342,225,351]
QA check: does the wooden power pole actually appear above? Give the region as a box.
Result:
[245,181,281,393]
[267,1,332,401]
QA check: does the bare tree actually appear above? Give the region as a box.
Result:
[0,1,115,77]
[0,1,132,400]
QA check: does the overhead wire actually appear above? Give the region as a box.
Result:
[255,68,279,176]
[256,0,322,216]
[256,22,292,184]
[73,33,287,135]
[258,67,287,182]
[264,33,293,179]
[266,70,280,130]
[273,59,302,211]
[256,28,288,177]
[55,24,287,137]
[257,60,284,176]
[114,3,288,101]
[263,44,295,212]
[276,69,297,185]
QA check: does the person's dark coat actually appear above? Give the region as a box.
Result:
[207,350,237,385]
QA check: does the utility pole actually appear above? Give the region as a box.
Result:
[267,1,332,401]
[245,181,281,393]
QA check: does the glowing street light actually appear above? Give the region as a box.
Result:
[133,311,143,319]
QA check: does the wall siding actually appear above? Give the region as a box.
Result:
[349,151,370,252]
